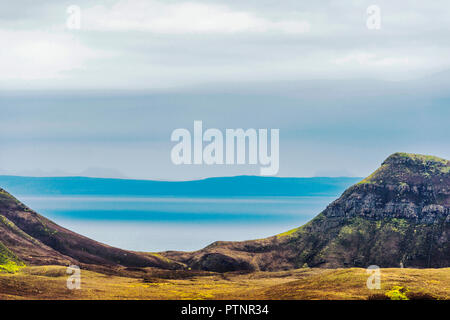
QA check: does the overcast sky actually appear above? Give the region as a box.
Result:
[2,0,450,88]
[0,0,449,179]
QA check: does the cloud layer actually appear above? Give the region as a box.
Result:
[83,0,310,34]
[1,0,450,89]
[1,1,449,179]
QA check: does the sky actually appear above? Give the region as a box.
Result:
[0,0,449,180]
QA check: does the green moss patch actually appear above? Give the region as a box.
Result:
[0,241,25,273]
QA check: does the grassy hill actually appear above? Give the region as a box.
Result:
[164,153,450,270]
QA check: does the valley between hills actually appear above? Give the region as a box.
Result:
[0,152,449,300]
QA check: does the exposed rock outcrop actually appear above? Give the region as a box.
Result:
[163,153,450,271]
[1,152,448,272]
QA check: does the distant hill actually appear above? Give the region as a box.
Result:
[164,153,450,271]
[0,175,359,271]
[0,175,361,197]
[1,153,448,272]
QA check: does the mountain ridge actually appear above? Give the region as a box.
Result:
[0,175,361,197]
[0,152,448,273]
[163,153,450,271]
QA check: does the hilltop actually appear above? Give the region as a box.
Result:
[163,153,450,270]
[0,152,448,273]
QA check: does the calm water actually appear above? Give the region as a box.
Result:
[16,195,336,252]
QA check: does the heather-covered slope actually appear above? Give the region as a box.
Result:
[0,188,182,269]
[1,152,448,272]
[163,153,450,271]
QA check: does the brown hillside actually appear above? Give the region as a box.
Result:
[0,188,182,269]
[163,153,450,271]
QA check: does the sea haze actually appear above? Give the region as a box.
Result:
[0,176,361,252]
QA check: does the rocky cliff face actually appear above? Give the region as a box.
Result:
[325,153,449,223]
[163,153,450,271]
[1,152,448,272]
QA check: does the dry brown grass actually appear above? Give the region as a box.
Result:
[0,266,448,300]
[255,268,450,300]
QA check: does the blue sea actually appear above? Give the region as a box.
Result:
[0,176,360,252]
